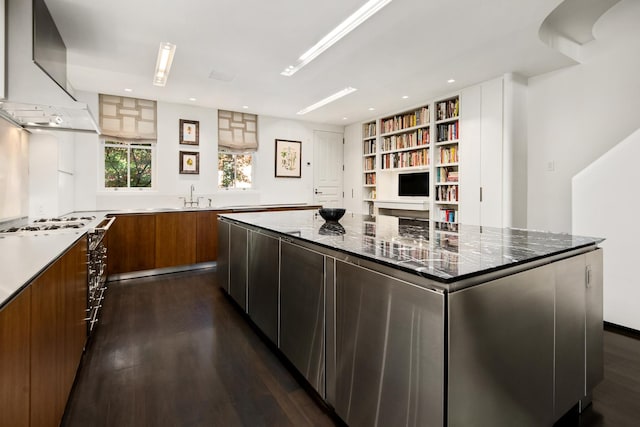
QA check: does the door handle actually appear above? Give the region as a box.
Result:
[314,189,323,194]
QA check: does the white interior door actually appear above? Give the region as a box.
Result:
[313,130,343,208]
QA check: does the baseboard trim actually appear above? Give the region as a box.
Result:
[604,321,640,339]
[108,262,216,282]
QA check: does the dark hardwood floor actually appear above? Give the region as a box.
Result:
[62,269,335,427]
[62,269,640,427]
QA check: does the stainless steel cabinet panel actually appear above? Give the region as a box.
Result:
[585,249,604,393]
[555,254,587,418]
[280,241,325,396]
[448,263,555,427]
[217,219,230,292]
[334,261,445,427]
[247,231,279,343]
[228,224,248,310]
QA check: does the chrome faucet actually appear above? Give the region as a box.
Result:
[180,185,200,207]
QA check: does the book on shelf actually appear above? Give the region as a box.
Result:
[436,185,458,202]
[439,208,458,223]
[364,156,375,171]
[381,148,429,169]
[437,121,458,142]
[363,122,377,138]
[436,98,459,121]
[438,146,458,164]
[365,172,376,185]
[363,139,376,155]
[381,129,429,151]
[436,167,459,183]
[381,106,430,133]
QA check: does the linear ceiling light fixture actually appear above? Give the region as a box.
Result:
[281,0,393,76]
[296,87,357,115]
[153,42,176,86]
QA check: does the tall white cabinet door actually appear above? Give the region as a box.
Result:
[479,78,504,228]
[342,123,363,213]
[459,86,481,226]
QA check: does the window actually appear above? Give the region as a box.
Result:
[218,153,253,189]
[103,140,154,189]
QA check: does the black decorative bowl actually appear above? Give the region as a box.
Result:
[318,208,346,222]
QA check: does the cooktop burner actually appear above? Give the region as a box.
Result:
[0,216,93,235]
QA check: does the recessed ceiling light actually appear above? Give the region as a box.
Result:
[402,95,409,99]
[124,88,133,92]
[281,0,393,77]
[188,97,197,101]
[242,105,249,109]
[296,87,357,115]
[447,79,455,83]
[368,107,375,111]
[343,117,348,120]
[153,42,176,87]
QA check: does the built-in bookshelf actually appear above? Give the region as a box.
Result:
[434,96,460,231]
[362,120,377,214]
[380,105,430,171]
[358,94,462,234]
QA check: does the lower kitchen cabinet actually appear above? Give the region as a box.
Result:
[107,214,156,275]
[155,212,197,268]
[0,287,31,427]
[228,224,248,310]
[280,241,325,396]
[31,237,88,427]
[247,231,279,343]
[333,261,445,427]
[196,210,231,263]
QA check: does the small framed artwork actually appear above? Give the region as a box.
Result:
[179,119,199,145]
[179,151,200,174]
[275,139,302,178]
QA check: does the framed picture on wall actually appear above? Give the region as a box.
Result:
[179,119,199,145]
[275,139,301,178]
[179,151,199,174]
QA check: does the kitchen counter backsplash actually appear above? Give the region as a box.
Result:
[221,211,604,283]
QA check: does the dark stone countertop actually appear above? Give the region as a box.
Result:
[220,210,604,284]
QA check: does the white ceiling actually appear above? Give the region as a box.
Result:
[45,0,577,125]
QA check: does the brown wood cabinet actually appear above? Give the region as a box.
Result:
[108,207,320,275]
[155,212,197,268]
[107,214,156,275]
[196,210,231,263]
[30,237,87,427]
[0,287,31,427]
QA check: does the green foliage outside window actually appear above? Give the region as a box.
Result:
[218,153,252,189]
[104,141,153,188]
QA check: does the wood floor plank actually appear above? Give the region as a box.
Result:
[62,269,335,427]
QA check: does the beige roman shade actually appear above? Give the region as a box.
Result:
[217,109,258,152]
[99,94,157,141]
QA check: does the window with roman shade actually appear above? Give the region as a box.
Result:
[217,109,258,152]
[98,94,157,189]
[99,94,157,141]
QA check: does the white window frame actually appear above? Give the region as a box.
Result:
[99,139,157,191]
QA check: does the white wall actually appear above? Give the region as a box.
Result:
[527,1,640,233]
[0,118,29,221]
[73,92,344,210]
[573,128,640,330]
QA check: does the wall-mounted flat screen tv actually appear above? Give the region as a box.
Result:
[398,172,429,197]
[32,0,76,100]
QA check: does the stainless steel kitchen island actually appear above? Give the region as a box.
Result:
[217,210,604,427]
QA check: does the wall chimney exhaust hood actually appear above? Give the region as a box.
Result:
[1,0,101,134]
